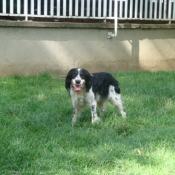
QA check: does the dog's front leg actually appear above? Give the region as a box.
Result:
[72,107,80,125]
[91,103,101,124]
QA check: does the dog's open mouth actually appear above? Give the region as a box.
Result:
[72,84,83,92]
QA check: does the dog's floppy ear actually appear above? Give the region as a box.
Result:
[83,69,92,92]
[65,68,76,91]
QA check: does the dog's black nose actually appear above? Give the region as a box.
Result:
[75,80,81,84]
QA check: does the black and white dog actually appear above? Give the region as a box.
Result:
[65,68,126,125]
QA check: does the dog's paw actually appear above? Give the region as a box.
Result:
[72,117,77,126]
[92,117,101,124]
[121,111,127,119]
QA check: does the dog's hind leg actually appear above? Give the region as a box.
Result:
[98,101,106,116]
[108,86,126,119]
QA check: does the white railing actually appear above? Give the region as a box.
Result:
[118,0,175,22]
[0,0,175,22]
[0,0,116,20]
[0,0,175,38]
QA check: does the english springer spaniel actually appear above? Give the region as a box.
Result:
[65,68,126,125]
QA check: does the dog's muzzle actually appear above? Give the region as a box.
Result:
[72,80,84,92]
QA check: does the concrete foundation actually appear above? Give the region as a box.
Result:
[0,21,175,76]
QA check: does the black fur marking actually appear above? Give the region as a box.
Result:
[91,105,95,111]
[82,69,92,92]
[92,72,120,97]
[65,68,76,91]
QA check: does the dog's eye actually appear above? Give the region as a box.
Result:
[80,72,84,76]
[74,72,78,76]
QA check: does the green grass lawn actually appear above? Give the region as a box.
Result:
[0,71,175,175]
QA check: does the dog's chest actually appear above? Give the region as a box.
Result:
[71,91,92,107]
[72,94,87,107]
[76,96,85,106]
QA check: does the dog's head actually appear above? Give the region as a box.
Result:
[65,68,92,93]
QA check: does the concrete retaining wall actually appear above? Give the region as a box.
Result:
[0,21,175,76]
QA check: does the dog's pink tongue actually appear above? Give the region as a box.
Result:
[75,86,81,92]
